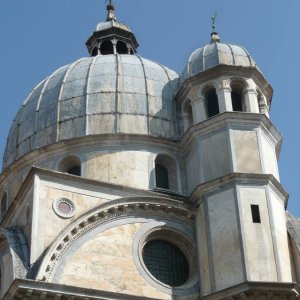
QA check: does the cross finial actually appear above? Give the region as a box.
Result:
[211,12,217,32]
[105,0,116,21]
[210,12,220,43]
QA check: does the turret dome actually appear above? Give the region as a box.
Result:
[182,33,260,82]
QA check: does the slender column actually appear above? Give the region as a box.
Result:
[191,96,207,123]
[112,40,117,54]
[243,88,259,113]
[217,87,233,112]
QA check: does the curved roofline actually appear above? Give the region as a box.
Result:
[3,54,179,169]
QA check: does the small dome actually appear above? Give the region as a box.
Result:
[3,55,179,169]
[182,41,259,81]
[96,20,131,32]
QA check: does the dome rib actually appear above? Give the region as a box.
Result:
[226,44,236,66]
[56,59,84,142]
[115,54,120,133]
[182,42,259,82]
[136,55,150,134]
[240,45,254,67]
[85,56,98,136]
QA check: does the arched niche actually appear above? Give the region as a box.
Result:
[155,154,179,192]
[58,156,81,176]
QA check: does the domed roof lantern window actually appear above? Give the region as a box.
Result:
[86,0,139,56]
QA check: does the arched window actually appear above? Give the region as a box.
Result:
[100,41,114,55]
[1,193,7,220]
[155,164,169,189]
[231,81,245,112]
[205,88,219,118]
[231,90,243,111]
[116,41,128,54]
[59,156,81,176]
[155,155,178,192]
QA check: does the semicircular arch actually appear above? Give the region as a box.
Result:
[36,197,196,282]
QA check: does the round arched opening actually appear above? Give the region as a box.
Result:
[116,41,128,54]
[59,156,81,176]
[154,154,179,192]
[204,88,219,117]
[231,81,246,112]
[155,164,169,189]
[142,239,189,287]
[100,41,114,55]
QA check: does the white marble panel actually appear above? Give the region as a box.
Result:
[238,187,277,281]
[268,189,292,281]
[232,130,262,173]
[207,188,244,292]
[259,133,279,180]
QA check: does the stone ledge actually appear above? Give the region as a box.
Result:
[189,172,288,206]
[3,279,161,300]
[202,281,300,300]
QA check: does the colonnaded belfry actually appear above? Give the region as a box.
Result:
[0,2,300,300]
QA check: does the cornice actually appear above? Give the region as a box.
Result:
[189,172,289,207]
[179,112,282,156]
[0,112,282,188]
[4,279,160,300]
[1,167,189,227]
[176,65,273,106]
[201,281,300,300]
[0,133,181,183]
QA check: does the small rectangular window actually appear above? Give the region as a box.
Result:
[251,205,261,223]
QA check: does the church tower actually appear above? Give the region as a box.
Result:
[0,3,299,299]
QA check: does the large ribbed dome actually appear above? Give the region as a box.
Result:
[182,40,259,81]
[3,55,179,169]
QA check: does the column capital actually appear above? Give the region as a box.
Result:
[243,87,258,96]
[217,86,232,93]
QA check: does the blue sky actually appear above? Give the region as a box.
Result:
[0,1,299,217]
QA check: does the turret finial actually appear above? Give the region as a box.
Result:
[106,0,116,21]
[211,13,217,32]
[210,13,220,43]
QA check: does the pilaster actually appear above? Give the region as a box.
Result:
[217,86,233,113]
[191,96,207,123]
[243,88,259,113]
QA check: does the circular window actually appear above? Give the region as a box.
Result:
[133,223,199,296]
[142,239,189,287]
[53,198,75,218]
